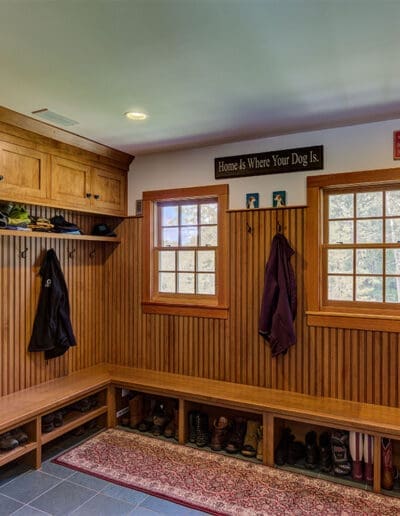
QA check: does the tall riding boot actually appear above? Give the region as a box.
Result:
[211,416,230,451]
[331,430,351,476]
[129,393,144,429]
[349,431,364,481]
[382,438,394,490]
[363,434,374,485]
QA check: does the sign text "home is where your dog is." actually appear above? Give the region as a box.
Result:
[215,145,323,179]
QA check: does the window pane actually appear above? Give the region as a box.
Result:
[197,250,215,272]
[385,218,400,243]
[386,191,400,216]
[356,219,382,243]
[177,251,195,271]
[328,220,353,243]
[197,273,215,294]
[159,251,175,271]
[161,205,178,226]
[386,249,400,274]
[181,205,197,226]
[181,227,198,246]
[356,276,383,302]
[328,275,353,300]
[200,203,218,224]
[162,228,179,246]
[356,249,383,274]
[329,194,353,219]
[159,272,175,293]
[328,250,353,273]
[356,192,382,218]
[386,277,400,302]
[200,226,218,246]
[177,273,195,293]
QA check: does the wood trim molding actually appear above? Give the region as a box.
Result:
[0,106,134,171]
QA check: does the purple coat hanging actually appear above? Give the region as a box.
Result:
[259,233,297,357]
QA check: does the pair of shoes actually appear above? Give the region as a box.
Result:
[241,420,261,458]
[188,411,209,447]
[151,402,170,436]
[319,431,332,472]
[275,427,305,466]
[164,406,179,440]
[348,432,374,484]
[41,411,63,433]
[0,432,19,451]
[382,438,394,490]
[70,394,98,413]
[225,417,247,454]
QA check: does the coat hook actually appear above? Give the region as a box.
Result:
[246,222,253,234]
[89,249,96,259]
[68,248,76,259]
[19,247,28,259]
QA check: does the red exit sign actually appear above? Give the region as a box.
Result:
[394,131,400,159]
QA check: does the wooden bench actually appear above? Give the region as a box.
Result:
[1,363,399,495]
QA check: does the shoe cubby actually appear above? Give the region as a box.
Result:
[40,388,108,445]
[182,400,263,463]
[379,437,400,496]
[0,419,38,469]
[274,418,376,489]
[114,388,179,442]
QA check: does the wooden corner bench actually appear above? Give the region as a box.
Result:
[1,363,399,497]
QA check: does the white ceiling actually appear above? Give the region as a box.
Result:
[1,0,400,156]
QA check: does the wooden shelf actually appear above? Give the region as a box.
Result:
[0,229,121,243]
[0,441,37,467]
[41,406,108,445]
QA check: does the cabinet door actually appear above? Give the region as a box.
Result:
[91,167,127,216]
[0,141,49,202]
[51,156,91,209]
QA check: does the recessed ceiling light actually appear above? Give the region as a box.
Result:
[125,111,147,121]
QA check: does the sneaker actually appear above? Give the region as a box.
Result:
[0,432,19,451]
[10,427,28,445]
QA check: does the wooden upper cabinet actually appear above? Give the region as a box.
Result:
[91,167,126,216]
[51,156,91,209]
[50,156,127,215]
[0,141,49,203]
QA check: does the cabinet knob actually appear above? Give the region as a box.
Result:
[86,193,92,198]
[0,175,4,181]
[94,194,100,200]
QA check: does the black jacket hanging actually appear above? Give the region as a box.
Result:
[28,249,76,359]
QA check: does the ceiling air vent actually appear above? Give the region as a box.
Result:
[31,108,78,126]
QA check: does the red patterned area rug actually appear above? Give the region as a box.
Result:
[54,428,400,515]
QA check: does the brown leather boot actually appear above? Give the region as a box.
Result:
[210,416,230,451]
[226,417,247,454]
[382,438,394,490]
[129,394,144,429]
[164,407,178,439]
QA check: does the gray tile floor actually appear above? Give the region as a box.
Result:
[0,433,207,516]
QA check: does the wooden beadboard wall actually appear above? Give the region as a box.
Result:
[106,208,400,408]
[0,205,116,396]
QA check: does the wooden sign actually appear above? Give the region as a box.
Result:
[215,145,323,179]
[394,131,400,159]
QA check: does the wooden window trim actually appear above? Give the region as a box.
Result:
[142,184,229,319]
[306,167,400,332]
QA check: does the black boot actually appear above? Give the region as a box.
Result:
[275,427,293,466]
[319,431,332,473]
[305,431,319,469]
[188,410,200,443]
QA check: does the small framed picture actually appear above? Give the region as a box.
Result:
[246,193,259,209]
[272,191,286,207]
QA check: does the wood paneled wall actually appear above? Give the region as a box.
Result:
[0,206,111,396]
[107,208,400,408]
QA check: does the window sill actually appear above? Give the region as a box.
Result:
[142,301,229,319]
[306,311,400,332]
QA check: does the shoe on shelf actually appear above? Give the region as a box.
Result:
[0,432,19,451]
[331,430,351,476]
[137,398,156,432]
[42,413,55,433]
[225,417,247,454]
[129,393,144,429]
[195,413,210,447]
[287,439,306,465]
[319,431,332,473]
[241,420,260,458]
[88,395,99,409]
[10,427,28,445]
[349,431,364,481]
[53,411,64,428]
[274,427,293,466]
[382,438,394,490]
[188,410,201,443]
[363,434,374,486]
[151,402,169,436]
[164,407,178,439]
[210,416,230,451]
[69,397,91,413]
[304,430,319,470]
